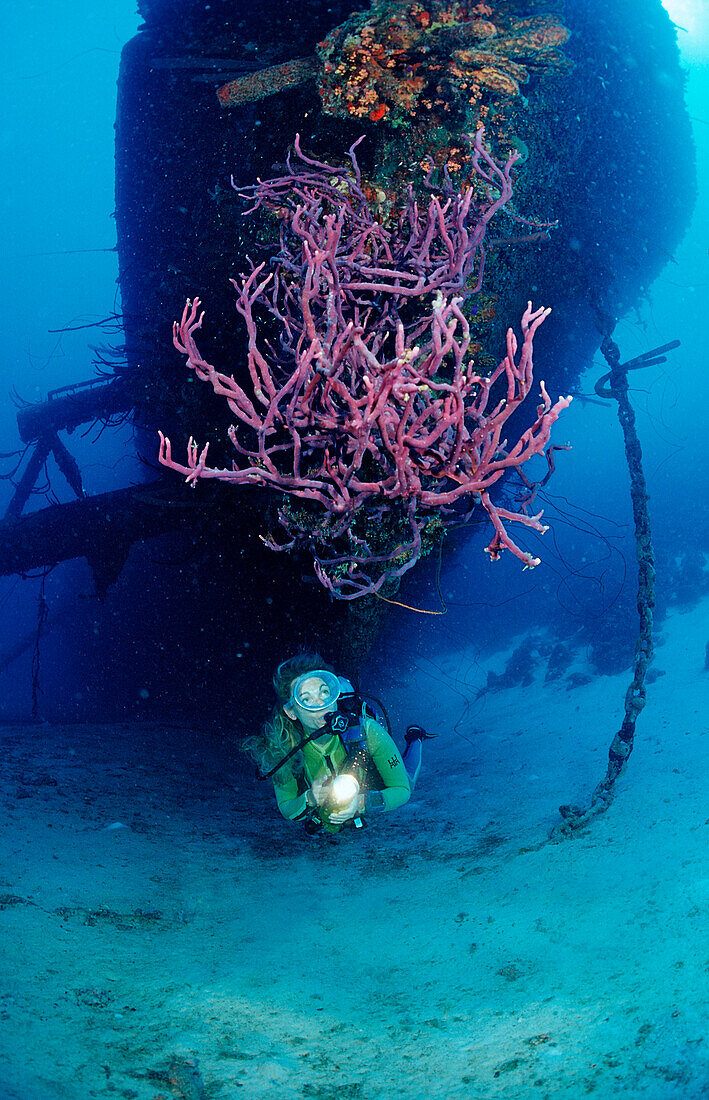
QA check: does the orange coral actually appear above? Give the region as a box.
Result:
[316,1,570,126]
[452,50,530,95]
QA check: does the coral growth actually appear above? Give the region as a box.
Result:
[159,135,571,599]
[315,0,571,236]
[217,57,319,108]
[317,1,570,126]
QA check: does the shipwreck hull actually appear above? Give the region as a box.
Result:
[0,0,695,722]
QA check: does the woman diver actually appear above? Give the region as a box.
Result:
[244,653,430,834]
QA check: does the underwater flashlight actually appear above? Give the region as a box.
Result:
[309,773,363,832]
[328,773,360,807]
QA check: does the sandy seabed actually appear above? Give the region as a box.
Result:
[0,596,707,1100]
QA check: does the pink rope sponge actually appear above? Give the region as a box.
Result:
[159,132,572,599]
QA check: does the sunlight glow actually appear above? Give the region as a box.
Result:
[661,0,709,57]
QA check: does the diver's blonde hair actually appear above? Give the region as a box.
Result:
[242,652,335,776]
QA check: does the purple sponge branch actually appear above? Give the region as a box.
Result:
[160,132,571,598]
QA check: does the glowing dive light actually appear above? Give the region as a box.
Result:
[329,773,360,806]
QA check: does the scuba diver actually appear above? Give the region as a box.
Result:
[244,653,432,834]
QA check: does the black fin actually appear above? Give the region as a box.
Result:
[404,724,436,745]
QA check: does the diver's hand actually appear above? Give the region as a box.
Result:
[328,793,365,825]
[308,775,330,807]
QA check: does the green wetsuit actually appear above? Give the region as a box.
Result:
[273,717,411,827]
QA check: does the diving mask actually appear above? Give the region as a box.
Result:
[289,669,342,714]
